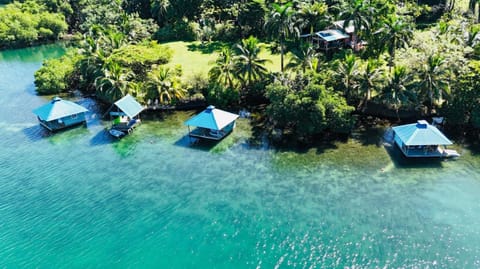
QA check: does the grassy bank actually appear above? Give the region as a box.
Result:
[162,41,285,81]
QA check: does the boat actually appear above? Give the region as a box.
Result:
[109,129,126,138]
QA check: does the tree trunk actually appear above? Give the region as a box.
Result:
[280,38,284,73]
[469,0,476,13]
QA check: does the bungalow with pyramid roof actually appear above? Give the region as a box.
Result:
[32,97,88,131]
[392,120,459,158]
[107,94,144,138]
[184,105,239,140]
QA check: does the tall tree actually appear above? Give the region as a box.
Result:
[151,0,170,26]
[234,36,270,90]
[340,0,373,43]
[416,54,450,108]
[209,46,237,89]
[296,1,329,35]
[95,62,133,103]
[381,65,415,118]
[78,35,110,92]
[378,16,413,72]
[468,0,480,22]
[358,59,384,110]
[286,42,319,73]
[146,66,186,104]
[264,1,299,73]
[335,53,360,102]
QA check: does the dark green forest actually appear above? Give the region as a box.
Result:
[1,0,479,140]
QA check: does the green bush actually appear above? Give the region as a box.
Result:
[154,21,197,42]
[109,41,173,80]
[266,81,355,138]
[38,13,68,38]
[213,22,239,42]
[0,2,67,48]
[205,83,239,107]
[34,52,79,95]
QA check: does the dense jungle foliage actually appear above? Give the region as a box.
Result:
[1,0,478,139]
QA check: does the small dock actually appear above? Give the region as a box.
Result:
[188,127,230,141]
[106,94,144,138]
[397,145,459,158]
[110,118,141,135]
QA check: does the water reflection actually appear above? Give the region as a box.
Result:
[0,43,68,62]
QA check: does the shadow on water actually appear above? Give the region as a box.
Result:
[468,144,480,156]
[174,135,220,152]
[23,123,90,143]
[186,41,229,54]
[383,142,443,168]
[461,132,480,156]
[351,125,388,147]
[23,125,52,142]
[90,129,114,146]
[271,140,339,156]
[90,127,143,158]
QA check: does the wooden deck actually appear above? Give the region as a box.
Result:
[109,119,141,137]
[39,119,86,132]
[188,127,230,141]
[395,143,459,158]
[399,146,446,158]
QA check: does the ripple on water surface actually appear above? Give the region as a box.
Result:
[1,45,480,268]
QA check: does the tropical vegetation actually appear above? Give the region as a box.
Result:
[0,0,474,140]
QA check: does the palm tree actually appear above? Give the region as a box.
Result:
[416,54,450,108]
[286,42,319,73]
[95,62,134,103]
[151,0,170,26]
[381,65,415,118]
[264,1,299,73]
[99,30,126,53]
[468,0,480,22]
[209,46,237,89]
[146,66,186,105]
[234,36,271,90]
[296,1,330,35]
[128,81,146,104]
[336,53,360,102]
[78,36,110,92]
[378,16,413,72]
[358,59,384,110]
[340,0,373,43]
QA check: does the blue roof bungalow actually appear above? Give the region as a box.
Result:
[301,29,350,51]
[108,94,144,138]
[184,105,239,140]
[32,97,88,131]
[392,120,460,158]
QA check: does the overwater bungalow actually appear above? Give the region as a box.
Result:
[32,97,88,131]
[107,94,144,138]
[184,105,239,141]
[392,120,460,158]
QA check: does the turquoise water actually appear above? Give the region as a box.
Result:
[1,45,480,268]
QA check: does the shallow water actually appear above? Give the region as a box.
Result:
[1,45,480,268]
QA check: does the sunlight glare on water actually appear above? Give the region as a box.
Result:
[0,45,480,268]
